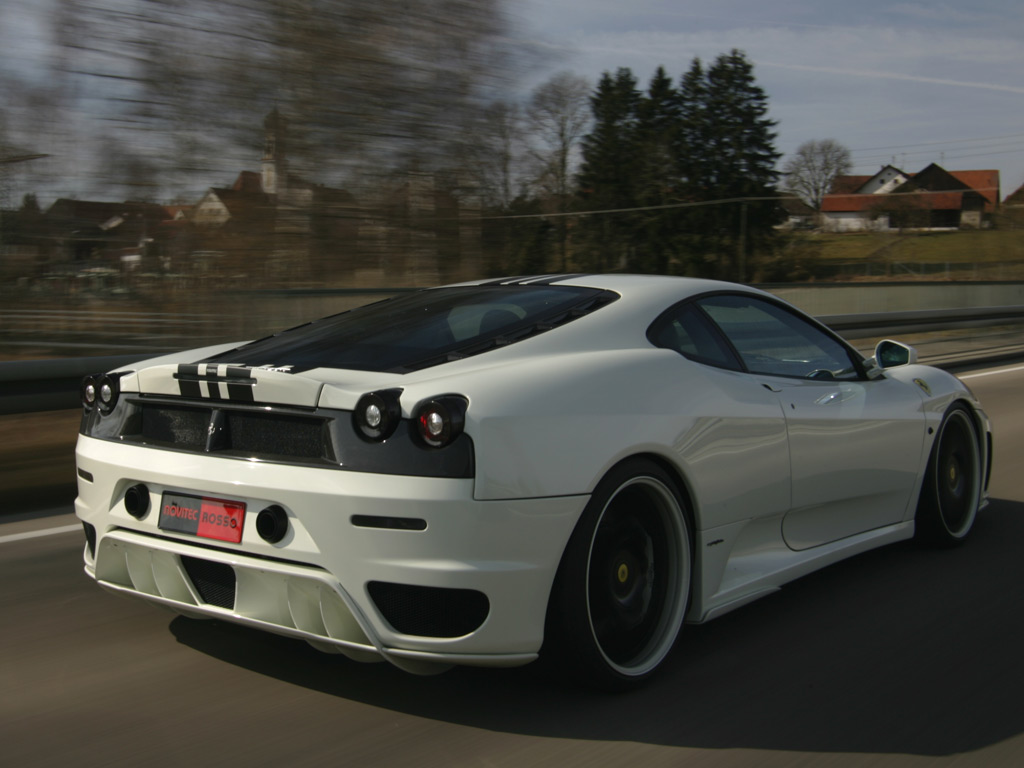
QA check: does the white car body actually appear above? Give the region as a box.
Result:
[75,274,991,684]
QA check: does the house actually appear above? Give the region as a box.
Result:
[42,198,176,269]
[1004,183,1024,208]
[189,110,480,284]
[820,163,1000,232]
[777,196,816,230]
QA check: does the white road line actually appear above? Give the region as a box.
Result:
[0,523,81,545]
[960,364,1024,380]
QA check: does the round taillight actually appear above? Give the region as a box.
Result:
[81,375,99,410]
[97,374,119,413]
[353,389,403,442]
[413,396,467,449]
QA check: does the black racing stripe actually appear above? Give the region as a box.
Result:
[207,380,222,399]
[227,381,255,402]
[225,366,256,401]
[177,364,202,398]
[477,275,531,286]
[529,273,592,285]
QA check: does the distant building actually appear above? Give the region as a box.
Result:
[820,164,1000,232]
[189,110,481,285]
[42,198,180,270]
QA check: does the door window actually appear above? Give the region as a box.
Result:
[697,294,861,380]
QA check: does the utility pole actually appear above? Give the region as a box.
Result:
[737,201,748,283]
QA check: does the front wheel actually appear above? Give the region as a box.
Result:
[545,459,692,691]
[915,404,982,546]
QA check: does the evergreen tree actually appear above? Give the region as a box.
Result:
[671,58,717,275]
[576,68,641,271]
[632,67,681,273]
[698,50,781,279]
[574,52,781,279]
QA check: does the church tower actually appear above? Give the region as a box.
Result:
[261,109,288,195]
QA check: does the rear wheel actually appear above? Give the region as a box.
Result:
[546,459,691,691]
[916,404,981,546]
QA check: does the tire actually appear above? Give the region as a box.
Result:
[915,404,982,546]
[545,458,692,691]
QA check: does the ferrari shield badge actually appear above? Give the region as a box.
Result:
[913,378,932,396]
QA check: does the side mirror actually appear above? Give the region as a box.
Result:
[872,339,918,369]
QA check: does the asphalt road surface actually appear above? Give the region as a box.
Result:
[3,362,1023,768]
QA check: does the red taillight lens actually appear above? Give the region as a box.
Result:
[413,396,467,449]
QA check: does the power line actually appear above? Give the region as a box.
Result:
[848,131,1024,154]
[476,195,788,222]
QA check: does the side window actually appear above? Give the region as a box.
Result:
[649,303,742,371]
[697,294,861,380]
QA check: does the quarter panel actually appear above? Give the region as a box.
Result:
[467,351,791,533]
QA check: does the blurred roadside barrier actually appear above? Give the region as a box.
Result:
[3,306,1024,415]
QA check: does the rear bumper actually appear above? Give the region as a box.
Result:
[75,435,586,670]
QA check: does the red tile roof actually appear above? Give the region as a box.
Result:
[829,176,872,194]
[821,191,969,213]
[820,194,881,213]
[948,170,999,207]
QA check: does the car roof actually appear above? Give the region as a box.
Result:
[456,273,772,307]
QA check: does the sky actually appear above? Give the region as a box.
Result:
[1,0,1022,203]
[514,0,1024,197]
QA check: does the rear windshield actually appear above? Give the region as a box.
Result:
[202,285,616,373]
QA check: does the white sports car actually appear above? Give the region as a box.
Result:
[75,274,990,689]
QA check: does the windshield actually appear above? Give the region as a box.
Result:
[202,285,616,373]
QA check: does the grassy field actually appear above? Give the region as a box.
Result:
[779,228,1024,281]
[811,229,1024,262]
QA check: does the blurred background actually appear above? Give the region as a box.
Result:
[2,1,1024,362]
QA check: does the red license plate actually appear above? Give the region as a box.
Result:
[158,492,246,544]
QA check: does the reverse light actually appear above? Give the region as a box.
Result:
[413,396,467,449]
[97,374,119,413]
[81,375,98,410]
[353,389,403,442]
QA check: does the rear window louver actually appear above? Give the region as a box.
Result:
[400,292,617,373]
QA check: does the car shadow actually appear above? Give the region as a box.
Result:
[170,497,1024,757]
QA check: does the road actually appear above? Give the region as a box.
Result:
[2,362,1023,767]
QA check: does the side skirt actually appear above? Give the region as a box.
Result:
[690,520,915,624]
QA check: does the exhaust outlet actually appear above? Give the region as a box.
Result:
[256,505,289,544]
[124,484,150,519]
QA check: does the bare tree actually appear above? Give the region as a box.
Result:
[783,139,852,210]
[39,0,516,190]
[471,100,524,209]
[526,72,591,200]
[524,71,591,269]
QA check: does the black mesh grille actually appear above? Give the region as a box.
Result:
[367,581,489,638]
[181,556,236,609]
[141,404,209,449]
[134,404,331,463]
[225,410,330,460]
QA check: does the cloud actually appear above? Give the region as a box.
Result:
[759,61,1024,95]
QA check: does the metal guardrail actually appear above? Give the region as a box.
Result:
[2,307,1024,416]
[819,305,1024,337]
[0,354,149,415]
